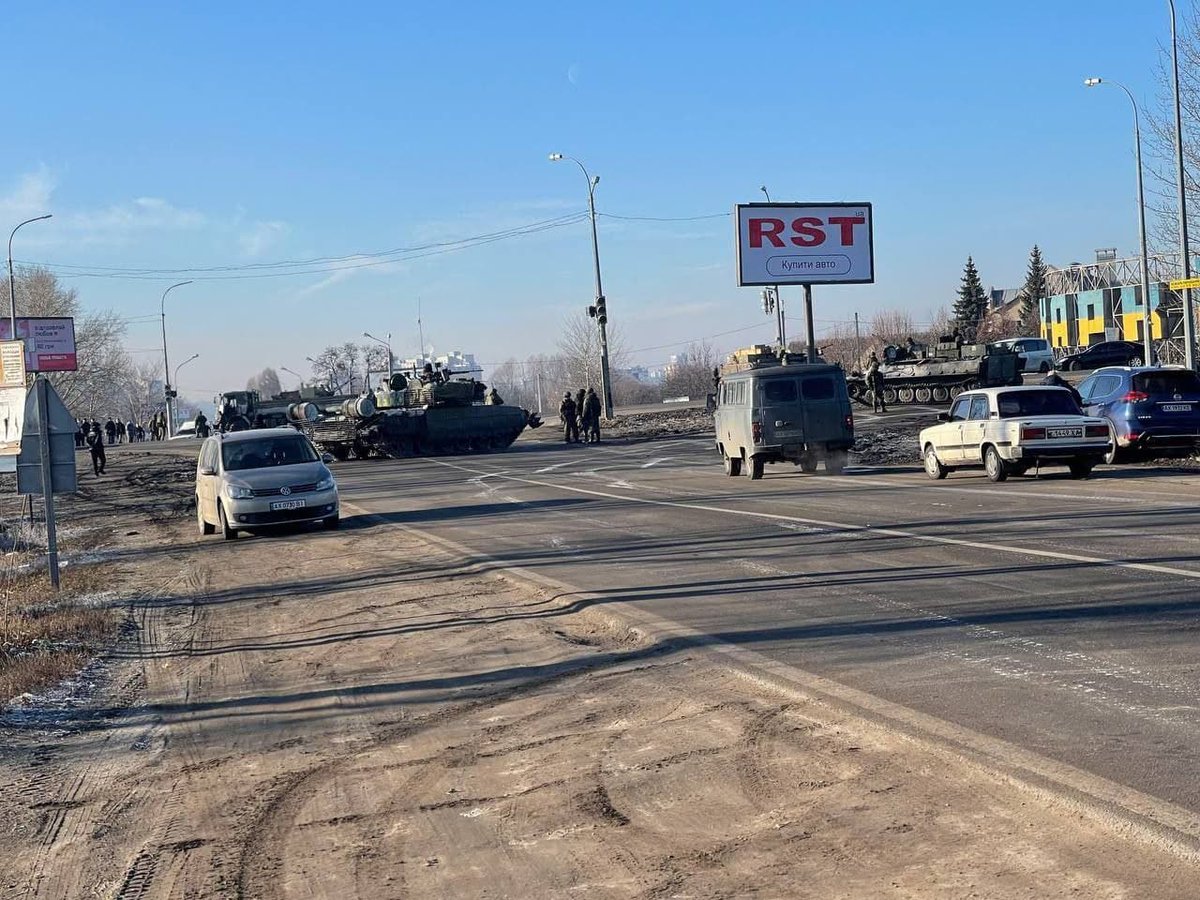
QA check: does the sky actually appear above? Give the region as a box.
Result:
[0,1,1188,402]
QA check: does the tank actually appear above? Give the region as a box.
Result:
[846,340,1022,406]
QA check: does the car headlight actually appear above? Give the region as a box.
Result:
[316,475,335,491]
[225,483,253,499]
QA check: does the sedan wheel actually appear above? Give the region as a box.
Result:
[1130,355,1144,366]
[984,446,1008,482]
[923,445,948,480]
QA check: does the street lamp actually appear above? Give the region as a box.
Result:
[8,214,52,339]
[281,366,304,387]
[160,280,192,437]
[173,353,199,433]
[1085,77,1154,365]
[549,152,613,419]
[363,331,394,379]
[1169,0,1196,368]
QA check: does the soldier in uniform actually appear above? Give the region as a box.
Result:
[86,423,106,476]
[582,387,602,443]
[559,392,579,443]
[866,352,887,413]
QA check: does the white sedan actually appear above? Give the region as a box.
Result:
[919,386,1112,482]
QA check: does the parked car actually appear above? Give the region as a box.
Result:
[1077,366,1200,463]
[713,362,854,479]
[992,337,1055,373]
[1055,340,1149,372]
[169,419,198,440]
[919,386,1111,482]
[195,428,339,539]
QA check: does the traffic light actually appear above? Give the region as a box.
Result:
[761,289,774,315]
[587,304,597,318]
[595,296,607,324]
[165,388,177,399]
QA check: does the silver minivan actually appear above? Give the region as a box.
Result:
[713,363,855,479]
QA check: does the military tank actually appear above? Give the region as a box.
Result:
[847,339,1022,406]
[216,371,541,458]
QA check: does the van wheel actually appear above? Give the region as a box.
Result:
[826,450,848,475]
[723,453,742,476]
[219,503,239,540]
[984,446,1008,482]
[798,455,818,473]
[197,498,214,535]
[746,456,764,480]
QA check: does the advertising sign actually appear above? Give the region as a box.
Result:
[0,386,25,456]
[0,340,26,387]
[0,317,78,372]
[735,202,874,286]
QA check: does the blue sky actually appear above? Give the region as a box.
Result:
[0,1,1186,398]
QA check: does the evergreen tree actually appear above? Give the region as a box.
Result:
[1019,244,1048,336]
[954,256,988,339]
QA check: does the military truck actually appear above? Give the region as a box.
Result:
[846,339,1022,406]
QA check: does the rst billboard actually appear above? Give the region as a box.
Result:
[735,202,874,286]
[0,317,78,372]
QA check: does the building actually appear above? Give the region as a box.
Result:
[1038,253,1176,349]
[396,350,480,376]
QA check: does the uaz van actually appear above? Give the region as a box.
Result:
[713,362,854,479]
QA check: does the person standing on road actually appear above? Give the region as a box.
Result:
[559,392,579,443]
[582,387,602,444]
[194,411,209,438]
[126,418,137,443]
[866,352,887,413]
[104,418,116,445]
[86,424,106,476]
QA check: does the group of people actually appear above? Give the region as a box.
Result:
[558,387,603,444]
[73,410,173,477]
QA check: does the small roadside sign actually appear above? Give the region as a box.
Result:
[1169,276,1200,291]
[0,340,26,387]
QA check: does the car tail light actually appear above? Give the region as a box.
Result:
[752,421,763,443]
[1021,427,1046,441]
[1122,390,1149,403]
[1085,425,1109,438]
[1126,431,1141,443]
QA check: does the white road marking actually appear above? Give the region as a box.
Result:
[433,459,1200,582]
[640,457,675,468]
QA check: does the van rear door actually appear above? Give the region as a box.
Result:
[797,372,846,445]
[759,376,803,448]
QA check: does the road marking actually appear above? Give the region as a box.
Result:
[429,458,1200,582]
[640,457,675,468]
[533,461,577,474]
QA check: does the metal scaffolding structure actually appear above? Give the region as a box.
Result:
[1045,253,1178,295]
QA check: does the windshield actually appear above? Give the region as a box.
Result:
[221,434,319,471]
[1133,371,1200,396]
[996,390,1080,418]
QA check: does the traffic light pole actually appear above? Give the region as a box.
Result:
[586,179,613,419]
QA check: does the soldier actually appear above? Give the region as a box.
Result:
[194,411,210,438]
[486,386,503,405]
[582,387,602,444]
[866,352,887,413]
[1040,370,1082,408]
[86,423,106,476]
[559,392,579,443]
[104,418,116,445]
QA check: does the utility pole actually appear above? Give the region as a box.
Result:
[1169,0,1196,368]
[803,285,817,362]
[760,186,785,353]
[854,312,862,367]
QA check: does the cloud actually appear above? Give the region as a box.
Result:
[0,166,55,218]
[68,196,207,236]
[292,267,360,301]
[238,220,289,257]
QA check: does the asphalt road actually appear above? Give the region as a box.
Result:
[327,419,1200,828]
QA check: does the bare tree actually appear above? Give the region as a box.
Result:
[660,341,717,400]
[869,309,917,348]
[360,344,392,382]
[246,367,282,397]
[554,312,627,400]
[310,343,362,393]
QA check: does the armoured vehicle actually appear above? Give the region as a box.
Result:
[216,371,541,459]
[847,339,1022,406]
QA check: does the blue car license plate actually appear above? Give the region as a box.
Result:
[270,499,306,511]
[1162,403,1193,412]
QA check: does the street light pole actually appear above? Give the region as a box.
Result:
[759,187,786,351]
[281,366,304,388]
[1169,0,1196,368]
[173,353,199,432]
[160,281,192,437]
[1085,78,1154,365]
[550,153,613,419]
[363,331,394,379]
[8,214,52,339]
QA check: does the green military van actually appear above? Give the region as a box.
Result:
[713,362,855,480]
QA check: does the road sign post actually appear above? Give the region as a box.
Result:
[1169,276,1200,292]
[16,376,77,589]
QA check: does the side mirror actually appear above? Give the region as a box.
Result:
[937,412,951,422]
[199,466,216,476]
[322,452,335,464]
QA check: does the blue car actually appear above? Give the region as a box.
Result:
[1077,366,1200,463]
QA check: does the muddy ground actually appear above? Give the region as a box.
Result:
[1,444,1198,898]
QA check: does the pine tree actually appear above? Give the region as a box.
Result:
[954,256,988,339]
[1019,245,1048,336]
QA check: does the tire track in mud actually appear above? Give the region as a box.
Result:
[232,653,657,899]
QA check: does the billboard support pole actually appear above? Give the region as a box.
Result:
[804,285,817,363]
[34,376,59,589]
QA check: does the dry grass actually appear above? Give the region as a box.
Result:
[0,564,120,705]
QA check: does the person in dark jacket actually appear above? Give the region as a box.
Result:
[582,387,602,443]
[1040,371,1083,408]
[86,424,106,476]
[104,418,116,445]
[559,392,579,443]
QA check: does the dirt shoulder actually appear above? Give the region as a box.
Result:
[1,447,1197,898]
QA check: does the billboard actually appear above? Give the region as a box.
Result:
[735,202,874,286]
[0,317,77,372]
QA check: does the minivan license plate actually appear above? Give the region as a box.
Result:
[270,499,306,511]
[1162,403,1193,412]
[1046,427,1083,439]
